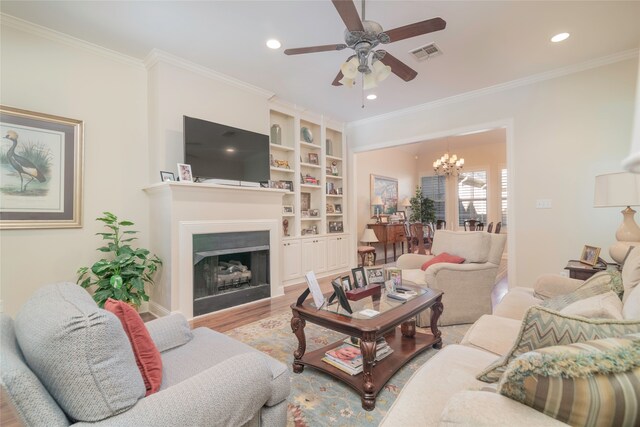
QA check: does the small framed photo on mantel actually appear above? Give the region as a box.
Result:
[177,163,193,182]
[160,171,175,182]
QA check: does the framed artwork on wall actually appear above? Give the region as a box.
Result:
[370,174,398,216]
[0,105,84,229]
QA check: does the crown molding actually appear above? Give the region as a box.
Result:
[144,49,274,99]
[348,48,639,128]
[1,13,144,69]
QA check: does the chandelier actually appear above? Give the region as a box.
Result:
[433,152,464,176]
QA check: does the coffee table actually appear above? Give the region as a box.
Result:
[290,285,443,410]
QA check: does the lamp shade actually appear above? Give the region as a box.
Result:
[594,172,640,207]
[401,197,411,207]
[363,72,377,90]
[622,54,640,173]
[340,57,359,79]
[372,196,383,205]
[361,228,379,244]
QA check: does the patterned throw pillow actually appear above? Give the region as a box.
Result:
[497,334,640,427]
[541,271,616,311]
[476,305,640,383]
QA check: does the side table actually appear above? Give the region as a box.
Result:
[564,260,618,280]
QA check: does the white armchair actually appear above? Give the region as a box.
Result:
[397,230,506,326]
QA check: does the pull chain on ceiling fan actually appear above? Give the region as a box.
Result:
[284,0,447,89]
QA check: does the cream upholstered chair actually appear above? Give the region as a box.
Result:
[397,230,506,326]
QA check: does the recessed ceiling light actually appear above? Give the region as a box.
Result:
[366,94,377,100]
[266,39,281,49]
[551,32,570,43]
[226,148,236,153]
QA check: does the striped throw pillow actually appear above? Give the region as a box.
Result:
[497,333,640,427]
[476,305,640,383]
[541,271,616,311]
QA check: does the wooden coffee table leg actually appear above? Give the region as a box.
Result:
[430,296,444,349]
[360,333,377,410]
[291,311,307,373]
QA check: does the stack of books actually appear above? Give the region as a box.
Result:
[321,337,393,375]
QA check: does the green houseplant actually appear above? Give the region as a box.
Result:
[77,212,162,308]
[409,186,436,224]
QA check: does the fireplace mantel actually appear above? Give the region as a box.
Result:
[143,182,287,319]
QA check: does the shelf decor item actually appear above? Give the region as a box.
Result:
[77,212,162,308]
[301,126,313,143]
[326,138,333,156]
[270,124,282,145]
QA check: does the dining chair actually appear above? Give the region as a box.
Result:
[486,222,494,233]
[495,222,502,234]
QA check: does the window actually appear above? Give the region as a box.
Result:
[501,168,508,226]
[421,175,446,221]
[458,170,487,225]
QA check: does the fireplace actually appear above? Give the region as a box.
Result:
[193,230,270,316]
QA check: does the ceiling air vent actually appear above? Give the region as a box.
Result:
[409,43,442,62]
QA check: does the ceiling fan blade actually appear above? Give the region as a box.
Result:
[384,17,446,43]
[332,71,344,86]
[284,44,347,55]
[331,0,364,32]
[379,52,418,81]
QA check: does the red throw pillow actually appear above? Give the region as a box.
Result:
[421,252,465,271]
[104,299,162,396]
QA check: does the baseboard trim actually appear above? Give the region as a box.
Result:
[148,300,171,318]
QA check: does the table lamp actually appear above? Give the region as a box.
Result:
[360,228,379,266]
[594,171,640,263]
[372,196,384,223]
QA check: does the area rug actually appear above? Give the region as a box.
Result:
[225,311,470,426]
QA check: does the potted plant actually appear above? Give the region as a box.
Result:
[409,186,436,224]
[77,212,162,308]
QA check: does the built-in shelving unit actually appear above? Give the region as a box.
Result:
[269,104,350,287]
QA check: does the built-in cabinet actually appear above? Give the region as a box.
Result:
[282,234,350,285]
[270,103,351,286]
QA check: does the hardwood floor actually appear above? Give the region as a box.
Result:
[192,271,346,332]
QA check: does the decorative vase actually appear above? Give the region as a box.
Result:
[270,124,282,145]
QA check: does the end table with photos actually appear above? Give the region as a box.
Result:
[290,285,443,411]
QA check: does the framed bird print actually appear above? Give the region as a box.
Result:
[0,106,84,229]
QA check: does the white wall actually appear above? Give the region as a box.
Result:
[354,146,418,262]
[348,58,638,287]
[0,24,148,315]
[146,53,272,182]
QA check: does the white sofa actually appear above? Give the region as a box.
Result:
[398,230,506,326]
[381,249,640,426]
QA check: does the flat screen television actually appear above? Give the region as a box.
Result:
[183,115,270,184]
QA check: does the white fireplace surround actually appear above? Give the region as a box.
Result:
[143,182,287,320]
[179,219,281,318]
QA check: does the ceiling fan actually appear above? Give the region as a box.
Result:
[284,0,446,88]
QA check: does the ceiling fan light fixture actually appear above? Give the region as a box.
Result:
[338,75,356,87]
[363,72,378,90]
[372,60,392,82]
[266,39,281,49]
[340,57,359,79]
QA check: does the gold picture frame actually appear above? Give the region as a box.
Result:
[579,245,601,266]
[0,106,84,229]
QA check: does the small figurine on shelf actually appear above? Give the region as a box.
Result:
[283,218,289,237]
[331,161,339,176]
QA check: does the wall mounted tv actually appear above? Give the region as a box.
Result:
[183,115,270,184]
